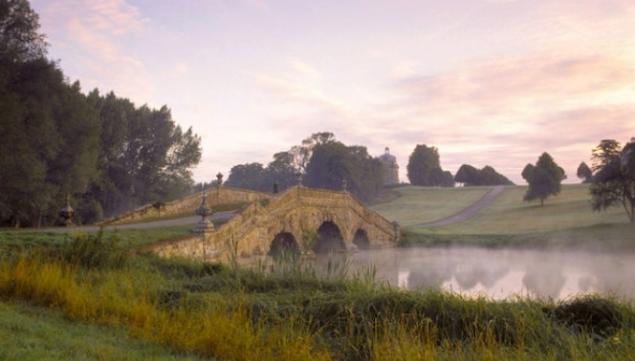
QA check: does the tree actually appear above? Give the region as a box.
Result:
[0,58,100,226]
[577,162,593,183]
[590,139,635,223]
[455,164,513,186]
[0,0,46,63]
[304,141,383,202]
[455,164,480,185]
[0,2,202,226]
[407,145,443,186]
[225,163,268,191]
[439,170,455,188]
[521,153,566,207]
[287,132,335,174]
[266,151,299,192]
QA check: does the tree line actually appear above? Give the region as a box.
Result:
[225,132,384,203]
[224,134,516,202]
[0,0,201,226]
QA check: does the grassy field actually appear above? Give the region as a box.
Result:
[0,225,192,253]
[372,184,635,248]
[0,302,206,361]
[371,185,492,226]
[423,184,627,234]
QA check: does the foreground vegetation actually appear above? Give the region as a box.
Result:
[1,231,634,360]
[0,302,206,361]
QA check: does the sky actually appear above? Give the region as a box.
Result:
[31,0,635,184]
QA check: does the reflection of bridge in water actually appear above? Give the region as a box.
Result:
[151,186,400,262]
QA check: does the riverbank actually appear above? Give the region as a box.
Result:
[400,223,635,251]
[1,231,634,361]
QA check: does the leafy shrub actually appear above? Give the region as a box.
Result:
[62,231,129,269]
[551,297,624,337]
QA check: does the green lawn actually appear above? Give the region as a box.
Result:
[374,184,635,248]
[0,225,192,253]
[420,184,628,234]
[371,185,492,226]
[0,302,207,361]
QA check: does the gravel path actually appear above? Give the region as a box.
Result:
[415,186,506,227]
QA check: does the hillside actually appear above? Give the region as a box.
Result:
[371,186,492,226]
[373,184,635,248]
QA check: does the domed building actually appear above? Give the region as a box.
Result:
[378,147,399,185]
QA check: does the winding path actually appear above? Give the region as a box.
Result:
[415,185,506,227]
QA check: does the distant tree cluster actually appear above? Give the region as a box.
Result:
[589,139,635,223]
[226,132,384,202]
[225,152,297,193]
[0,1,201,226]
[454,164,514,186]
[521,153,566,206]
[304,139,384,202]
[406,145,454,187]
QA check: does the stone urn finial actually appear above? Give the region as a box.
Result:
[216,172,223,186]
[59,194,74,227]
[193,188,214,234]
[296,172,303,187]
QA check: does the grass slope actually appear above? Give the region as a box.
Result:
[374,184,635,248]
[371,185,492,226]
[424,184,628,234]
[0,302,206,361]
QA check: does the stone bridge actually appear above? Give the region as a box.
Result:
[151,186,400,262]
[102,186,271,225]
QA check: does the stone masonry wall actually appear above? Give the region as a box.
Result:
[102,186,272,225]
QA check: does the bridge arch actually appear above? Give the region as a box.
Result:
[268,231,300,257]
[353,228,370,250]
[314,221,346,254]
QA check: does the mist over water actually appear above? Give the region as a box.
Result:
[324,247,635,300]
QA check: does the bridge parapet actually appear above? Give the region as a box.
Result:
[151,186,400,262]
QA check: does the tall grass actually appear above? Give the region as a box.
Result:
[0,257,331,361]
[2,233,635,361]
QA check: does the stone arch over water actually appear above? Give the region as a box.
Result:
[314,221,346,254]
[268,232,300,257]
[353,228,370,250]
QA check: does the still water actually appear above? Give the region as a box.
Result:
[315,247,635,300]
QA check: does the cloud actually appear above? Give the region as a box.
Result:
[251,50,635,183]
[39,0,153,102]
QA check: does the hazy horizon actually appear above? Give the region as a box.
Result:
[31,0,635,184]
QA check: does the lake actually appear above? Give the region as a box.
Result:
[314,247,635,300]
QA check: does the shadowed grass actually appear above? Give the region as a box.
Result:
[0,257,332,361]
[0,302,207,361]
